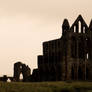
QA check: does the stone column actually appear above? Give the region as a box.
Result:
[83,61,87,80]
[76,38,79,80]
[74,64,78,80]
[66,34,72,80]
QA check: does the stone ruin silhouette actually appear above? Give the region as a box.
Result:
[36,15,92,81]
[0,15,92,82]
[0,62,31,82]
[13,62,31,82]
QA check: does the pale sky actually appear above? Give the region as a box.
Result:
[0,0,92,76]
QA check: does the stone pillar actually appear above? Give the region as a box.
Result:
[83,62,87,80]
[76,38,79,80]
[74,64,78,80]
[66,34,72,80]
[61,39,66,80]
[61,61,66,81]
[88,66,92,80]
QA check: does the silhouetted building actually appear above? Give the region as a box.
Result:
[36,15,92,81]
[14,62,31,82]
[1,15,92,82]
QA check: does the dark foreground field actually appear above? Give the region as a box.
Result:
[0,81,92,92]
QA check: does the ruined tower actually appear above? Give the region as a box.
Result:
[14,62,31,82]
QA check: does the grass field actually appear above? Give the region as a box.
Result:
[0,81,92,92]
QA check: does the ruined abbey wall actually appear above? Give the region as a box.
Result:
[0,15,92,82]
[37,15,92,81]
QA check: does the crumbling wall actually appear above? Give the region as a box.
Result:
[13,62,31,82]
[37,15,92,82]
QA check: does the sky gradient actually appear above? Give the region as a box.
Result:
[0,0,92,76]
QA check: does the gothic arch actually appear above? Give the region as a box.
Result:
[78,66,83,80]
[71,15,88,33]
[14,62,31,82]
[71,66,74,80]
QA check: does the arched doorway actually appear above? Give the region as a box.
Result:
[19,73,23,81]
[78,66,83,80]
[71,66,74,80]
[86,67,89,80]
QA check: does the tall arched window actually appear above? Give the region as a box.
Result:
[74,26,76,32]
[79,21,81,33]
[83,27,85,33]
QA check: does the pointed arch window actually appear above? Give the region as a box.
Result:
[83,27,85,33]
[79,21,81,33]
[74,26,76,32]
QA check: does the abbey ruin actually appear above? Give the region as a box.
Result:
[0,15,92,82]
[36,15,92,81]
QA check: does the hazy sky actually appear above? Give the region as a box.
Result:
[0,0,92,76]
